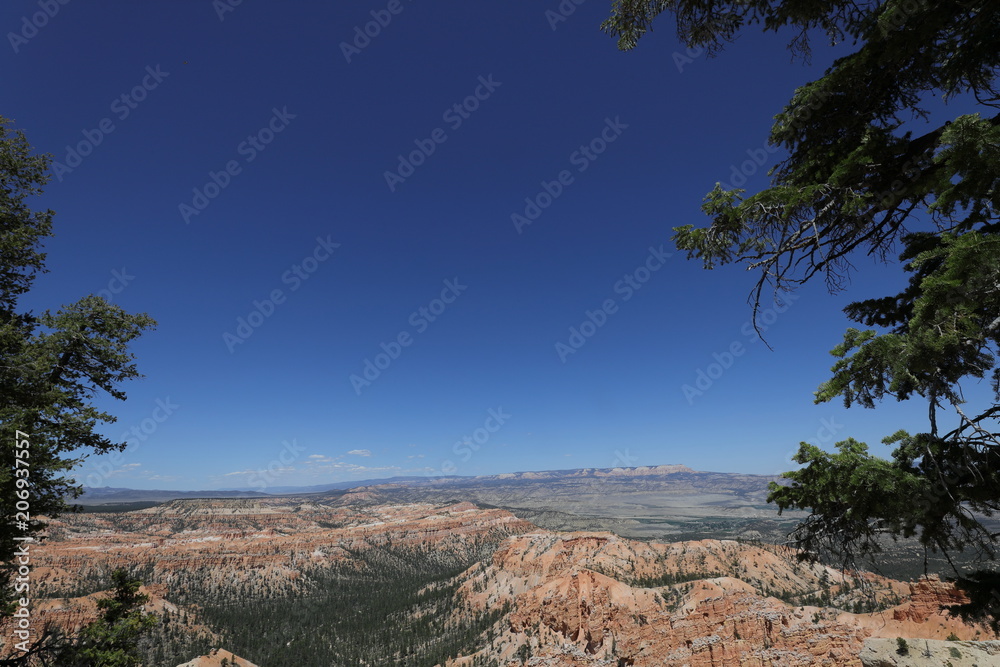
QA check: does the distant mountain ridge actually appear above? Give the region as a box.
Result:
[474,463,696,479]
[77,463,800,549]
[76,464,706,504]
[311,463,795,542]
[76,461,986,585]
[77,487,271,504]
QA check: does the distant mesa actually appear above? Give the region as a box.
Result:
[493,464,696,480]
[75,463,707,505]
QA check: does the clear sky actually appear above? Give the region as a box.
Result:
[4,1,966,490]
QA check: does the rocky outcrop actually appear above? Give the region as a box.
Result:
[25,500,533,601]
[0,500,534,659]
[451,532,996,666]
[890,575,970,623]
[845,575,988,642]
[175,647,259,666]
[860,638,1000,666]
[5,500,995,666]
[487,572,870,665]
[0,583,212,656]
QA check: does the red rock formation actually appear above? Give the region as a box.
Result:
[450,532,996,666]
[4,499,993,666]
[0,499,534,659]
[892,575,968,623]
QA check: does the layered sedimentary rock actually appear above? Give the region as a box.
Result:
[1,499,994,666]
[0,500,533,658]
[450,532,995,666]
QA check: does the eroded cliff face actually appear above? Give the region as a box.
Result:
[449,532,995,666]
[29,499,532,597]
[18,583,187,638]
[1,500,993,666]
[0,499,534,659]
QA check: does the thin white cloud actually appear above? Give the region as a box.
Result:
[223,467,295,479]
[98,463,142,479]
[346,449,372,457]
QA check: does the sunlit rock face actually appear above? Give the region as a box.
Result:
[2,499,994,666]
[452,533,996,666]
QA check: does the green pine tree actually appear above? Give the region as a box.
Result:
[604,0,1000,628]
[0,116,155,610]
[55,570,158,667]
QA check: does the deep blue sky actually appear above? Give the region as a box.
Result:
[4,1,967,490]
